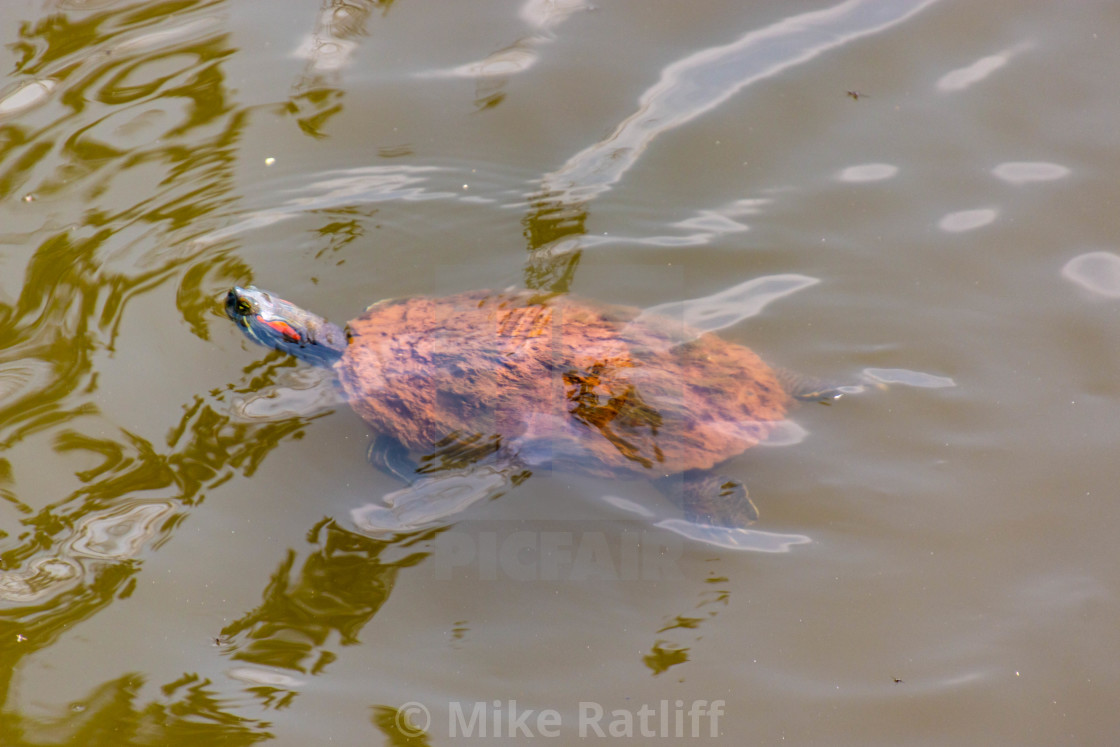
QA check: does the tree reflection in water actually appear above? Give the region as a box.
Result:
[0,354,309,743]
[0,0,382,739]
[219,518,433,709]
[0,0,440,739]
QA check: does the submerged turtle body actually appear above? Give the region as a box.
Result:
[339,289,791,478]
[225,284,835,544]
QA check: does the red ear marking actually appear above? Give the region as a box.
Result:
[259,317,302,343]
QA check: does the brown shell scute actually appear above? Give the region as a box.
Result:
[337,290,791,477]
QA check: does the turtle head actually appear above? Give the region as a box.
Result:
[226,286,348,367]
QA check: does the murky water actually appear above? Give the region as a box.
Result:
[2,0,1120,744]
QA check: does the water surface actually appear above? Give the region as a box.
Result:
[1,1,1120,744]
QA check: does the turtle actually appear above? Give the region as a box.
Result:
[225,285,848,546]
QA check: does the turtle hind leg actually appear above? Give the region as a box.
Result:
[367,434,419,483]
[655,469,759,528]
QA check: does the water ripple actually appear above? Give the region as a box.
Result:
[1061,251,1120,297]
[637,274,820,335]
[0,500,176,603]
[0,79,55,117]
[936,43,1030,92]
[195,166,453,246]
[229,367,341,422]
[837,163,899,182]
[861,367,956,389]
[991,161,1071,185]
[600,495,812,552]
[228,667,305,688]
[111,17,222,55]
[0,360,53,404]
[67,501,176,561]
[423,0,593,78]
[541,0,938,203]
[938,208,997,233]
[653,520,813,552]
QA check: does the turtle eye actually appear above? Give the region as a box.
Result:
[236,299,252,315]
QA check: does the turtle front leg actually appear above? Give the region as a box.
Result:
[367,434,419,483]
[353,436,529,537]
[654,469,759,527]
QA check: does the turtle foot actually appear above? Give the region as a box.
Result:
[351,464,520,536]
[655,469,759,528]
[603,492,811,552]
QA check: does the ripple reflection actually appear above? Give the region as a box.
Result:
[0,500,176,604]
[1061,251,1120,298]
[991,161,1071,185]
[541,0,937,204]
[424,0,593,79]
[936,43,1030,92]
[837,163,899,182]
[637,274,820,337]
[938,208,997,233]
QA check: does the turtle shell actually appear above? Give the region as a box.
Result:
[337,290,790,478]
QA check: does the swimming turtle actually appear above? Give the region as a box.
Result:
[225,285,847,545]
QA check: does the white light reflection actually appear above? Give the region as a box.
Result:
[541,0,938,203]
